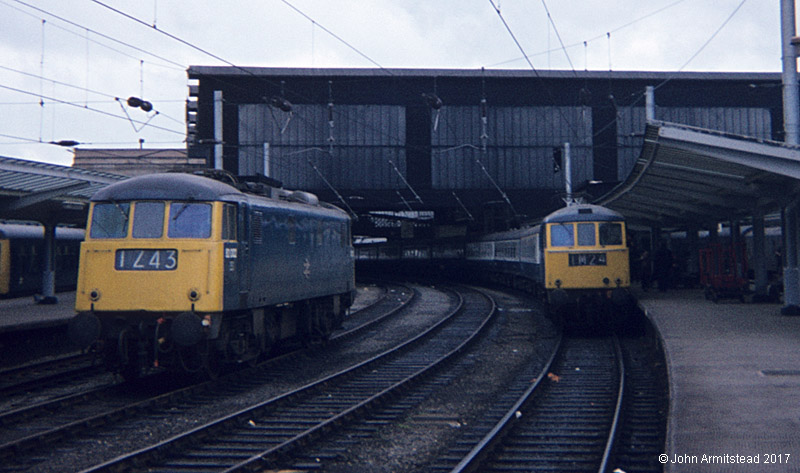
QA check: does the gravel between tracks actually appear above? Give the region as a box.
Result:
[7,285,558,473]
[312,287,559,473]
[12,284,453,473]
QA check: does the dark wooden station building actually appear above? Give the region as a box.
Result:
[185,67,783,236]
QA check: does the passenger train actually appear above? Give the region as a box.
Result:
[358,203,633,328]
[68,172,355,379]
[0,223,83,297]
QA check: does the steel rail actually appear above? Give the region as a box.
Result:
[81,286,494,473]
[598,336,626,473]
[0,284,413,461]
[449,335,623,473]
[448,331,563,473]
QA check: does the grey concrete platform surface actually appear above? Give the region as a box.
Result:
[636,288,800,472]
[0,292,76,333]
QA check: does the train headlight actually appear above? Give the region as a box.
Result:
[603,277,610,286]
[89,289,101,302]
[188,288,201,302]
[555,279,562,288]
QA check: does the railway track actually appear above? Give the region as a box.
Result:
[1,286,667,473]
[0,283,396,405]
[0,352,107,400]
[442,336,621,473]
[0,283,418,471]
[437,321,667,473]
[79,285,495,473]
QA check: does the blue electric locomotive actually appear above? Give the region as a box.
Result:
[70,173,355,379]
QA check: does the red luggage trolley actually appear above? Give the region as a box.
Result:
[699,243,749,302]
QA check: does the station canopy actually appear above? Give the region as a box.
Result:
[0,155,125,225]
[598,121,800,229]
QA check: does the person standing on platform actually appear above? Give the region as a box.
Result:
[639,245,652,291]
[654,242,673,292]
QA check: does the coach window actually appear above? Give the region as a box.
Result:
[550,224,574,247]
[168,203,212,238]
[90,202,130,239]
[132,202,165,238]
[577,223,596,246]
[599,222,623,246]
[222,204,237,240]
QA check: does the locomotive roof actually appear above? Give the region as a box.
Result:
[91,173,350,220]
[91,173,243,202]
[542,204,624,223]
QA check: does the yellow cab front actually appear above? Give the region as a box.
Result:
[76,200,228,314]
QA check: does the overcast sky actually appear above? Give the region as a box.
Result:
[0,0,786,166]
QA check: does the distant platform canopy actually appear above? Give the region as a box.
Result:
[599,121,800,228]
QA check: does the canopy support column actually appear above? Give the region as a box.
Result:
[36,223,58,305]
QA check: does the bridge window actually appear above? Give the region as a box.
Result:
[90,202,130,239]
[577,223,596,246]
[599,222,623,246]
[168,203,211,238]
[550,224,574,247]
[132,202,164,239]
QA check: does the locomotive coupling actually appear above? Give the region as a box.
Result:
[68,312,101,349]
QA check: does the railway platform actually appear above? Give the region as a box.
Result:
[635,288,800,472]
[0,292,76,333]
[0,285,383,334]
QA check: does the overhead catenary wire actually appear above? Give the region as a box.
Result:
[3,2,356,184]
[67,0,421,173]
[0,82,185,136]
[652,0,749,91]
[0,65,186,127]
[488,0,690,68]
[486,0,590,147]
[277,0,391,74]
[2,0,192,150]
[6,0,186,70]
[540,0,578,77]
[0,130,183,148]
[88,0,410,209]
[39,18,46,142]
